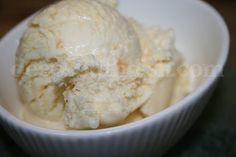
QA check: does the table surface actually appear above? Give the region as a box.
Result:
[0,1,236,157]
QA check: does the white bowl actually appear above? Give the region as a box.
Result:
[0,0,229,156]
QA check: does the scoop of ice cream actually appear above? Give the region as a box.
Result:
[129,20,185,116]
[16,0,153,129]
[16,0,197,130]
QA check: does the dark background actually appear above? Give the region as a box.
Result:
[0,0,236,67]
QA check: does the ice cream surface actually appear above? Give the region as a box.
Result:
[16,0,197,130]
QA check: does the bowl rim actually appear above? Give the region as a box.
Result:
[0,0,230,138]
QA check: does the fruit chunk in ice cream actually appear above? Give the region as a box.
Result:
[15,0,197,130]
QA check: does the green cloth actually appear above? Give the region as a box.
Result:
[0,66,236,157]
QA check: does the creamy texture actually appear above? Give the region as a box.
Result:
[94,0,118,7]
[16,0,197,130]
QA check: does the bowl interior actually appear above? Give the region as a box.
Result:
[0,0,228,121]
[119,0,227,65]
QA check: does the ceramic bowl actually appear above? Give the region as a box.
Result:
[0,0,229,156]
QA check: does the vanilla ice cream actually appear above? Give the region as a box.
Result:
[16,0,197,130]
